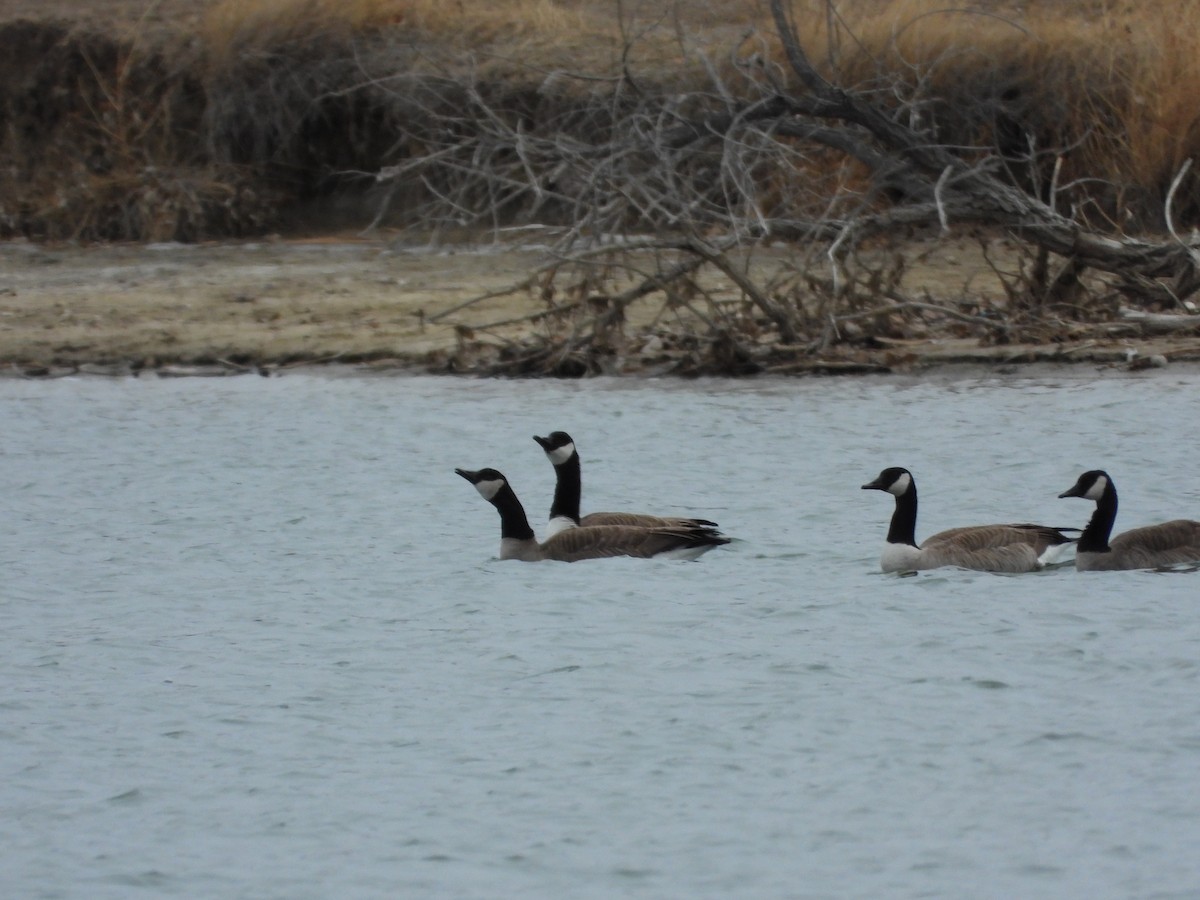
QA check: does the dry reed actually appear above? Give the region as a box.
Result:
[791,0,1200,227]
[5,0,1200,239]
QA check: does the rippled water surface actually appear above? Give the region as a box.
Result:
[4,369,1200,899]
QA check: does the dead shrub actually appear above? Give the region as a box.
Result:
[0,20,271,240]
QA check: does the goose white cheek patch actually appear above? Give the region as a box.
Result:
[474,478,506,500]
[1084,475,1108,501]
[888,472,912,496]
[546,442,576,466]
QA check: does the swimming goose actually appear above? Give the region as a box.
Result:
[532,431,722,538]
[1058,470,1200,570]
[862,466,1077,573]
[455,467,730,561]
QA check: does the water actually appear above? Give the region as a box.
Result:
[3,369,1200,899]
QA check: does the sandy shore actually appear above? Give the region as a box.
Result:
[4,235,1200,378]
[0,237,548,375]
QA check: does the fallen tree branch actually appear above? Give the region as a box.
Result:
[1119,306,1200,333]
[374,0,1200,374]
[837,298,1007,332]
[764,0,1200,303]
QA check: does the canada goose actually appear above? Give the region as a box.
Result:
[455,467,730,562]
[1058,470,1200,570]
[532,431,722,538]
[862,466,1077,573]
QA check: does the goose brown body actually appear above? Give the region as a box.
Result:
[456,467,729,562]
[863,467,1077,573]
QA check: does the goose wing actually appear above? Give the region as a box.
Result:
[919,523,1077,573]
[926,523,1076,554]
[542,524,728,562]
[1111,519,1200,566]
[580,511,721,531]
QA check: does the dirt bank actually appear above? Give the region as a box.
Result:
[5,235,1200,378]
[0,236,541,374]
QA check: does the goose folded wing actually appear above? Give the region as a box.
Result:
[542,524,723,562]
[1111,520,1200,565]
[580,511,721,531]
[923,523,1071,553]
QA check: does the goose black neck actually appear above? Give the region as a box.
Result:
[548,453,584,524]
[887,484,919,547]
[491,484,536,541]
[1078,482,1117,553]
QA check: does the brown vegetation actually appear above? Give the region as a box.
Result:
[7,0,1200,238]
[5,1,1200,375]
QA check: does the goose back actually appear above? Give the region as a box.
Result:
[580,511,721,531]
[918,525,1069,573]
[540,523,729,562]
[1100,521,1200,570]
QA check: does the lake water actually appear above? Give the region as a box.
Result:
[4,368,1200,899]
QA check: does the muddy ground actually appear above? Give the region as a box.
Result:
[5,233,1200,377]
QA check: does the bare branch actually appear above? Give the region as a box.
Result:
[353,0,1200,374]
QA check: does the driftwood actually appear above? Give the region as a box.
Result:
[406,1,1200,375]
[1120,307,1200,334]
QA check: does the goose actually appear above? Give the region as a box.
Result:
[532,431,722,538]
[862,466,1077,573]
[455,467,730,562]
[1058,470,1200,570]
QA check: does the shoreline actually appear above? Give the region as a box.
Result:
[8,356,1200,383]
[4,236,1200,379]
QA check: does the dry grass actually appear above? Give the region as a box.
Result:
[201,0,762,44]
[204,0,596,37]
[6,0,1200,239]
[199,0,770,81]
[191,0,1200,227]
[789,0,1200,226]
[201,0,623,69]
